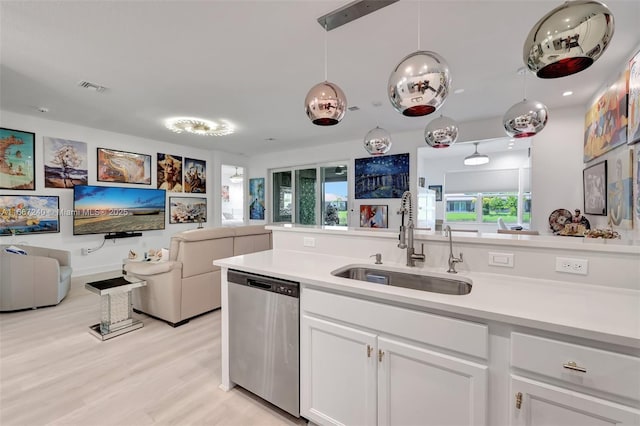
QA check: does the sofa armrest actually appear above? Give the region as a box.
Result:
[124,260,181,276]
[46,248,71,268]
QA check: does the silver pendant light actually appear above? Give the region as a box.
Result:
[524,0,614,79]
[464,142,489,166]
[364,126,392,155]
[424,115,459,148]
[503,68,548,138]
[388,2,451,116]
[305,23,347,126]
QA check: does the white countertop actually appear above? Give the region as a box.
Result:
[266,224,640,255]
[215,249,640,349]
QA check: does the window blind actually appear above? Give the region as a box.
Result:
[445,169,520,194]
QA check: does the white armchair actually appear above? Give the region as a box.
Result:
[0,244,72,311]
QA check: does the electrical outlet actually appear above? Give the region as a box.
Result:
[555,257,588,275]
[303,237,316,248]
[81,248,89,256]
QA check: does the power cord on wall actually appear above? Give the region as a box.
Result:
[81,238,107,255]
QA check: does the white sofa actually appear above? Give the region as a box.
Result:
[0,244,72,311]
[124,225,272,326]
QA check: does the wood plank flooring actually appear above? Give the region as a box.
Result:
[0,271,308,426]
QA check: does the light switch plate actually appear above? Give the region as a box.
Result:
[489,252,514,267]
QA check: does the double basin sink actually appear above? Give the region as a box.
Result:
[331,265,472,295]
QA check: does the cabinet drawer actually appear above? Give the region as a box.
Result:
[511,332,640,401]
[303,287,487,359]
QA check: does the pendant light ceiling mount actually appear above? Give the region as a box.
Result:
[464,142,490,166]
[524,0,615,79]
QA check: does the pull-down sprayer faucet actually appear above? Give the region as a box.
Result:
[398,191,425,267]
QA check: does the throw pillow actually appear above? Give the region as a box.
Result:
[4,245,27,255]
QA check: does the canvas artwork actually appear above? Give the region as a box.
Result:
[634,145,640,239]
[97,148,151,184]
[169,197,207,224]
[359,204,388,228]
[583,161,607,215]
[43,137,88,188]
[221,185,230,202]
[628,50,640,145]
[249,177,265,220]
[584,69,629,162]
[355,153,409,199]
[157,153,182,192]
[0,128,35,190]
[0,195,59,236]
[428,185,443,201]
[184,158,206,193]
[607,147,633,230]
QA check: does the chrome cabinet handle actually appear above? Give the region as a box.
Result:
[563,361,587,373]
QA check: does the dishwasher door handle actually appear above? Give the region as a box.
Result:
[247,279,272,290]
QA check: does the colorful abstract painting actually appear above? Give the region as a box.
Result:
[44,137,87,188]
[634,144,640,239]
[0,195,59,236]
[98,148,151,184]
[359,204,388,228]
[249,177,265,220]
[0,128,35,190]
[628,50,640,145]
[607,147,633,230]
[584,69,629,162]
[355,153,409,199]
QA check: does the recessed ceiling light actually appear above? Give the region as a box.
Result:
[453,88,465,94]
[165,117,234,136]
[348,106,360,111]
[265,137,276,141]
[37,107,49,113]
[562,91,573,97]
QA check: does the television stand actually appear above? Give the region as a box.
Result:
[104,232,142,240]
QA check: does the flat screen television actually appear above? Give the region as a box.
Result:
[73,185,166,236]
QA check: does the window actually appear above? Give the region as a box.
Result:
[444,168,531,226]
[271,162,348,226]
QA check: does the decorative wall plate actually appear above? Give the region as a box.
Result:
[548,208,573,233]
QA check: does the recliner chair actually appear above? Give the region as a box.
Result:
[0,244,72,311]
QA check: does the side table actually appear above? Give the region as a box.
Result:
[85,276,147,340]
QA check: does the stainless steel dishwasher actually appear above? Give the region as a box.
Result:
[227,269,300,417]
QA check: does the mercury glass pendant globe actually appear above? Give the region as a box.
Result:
[424,115,459,148]
[524,0,614,78]
[305,81,347,126]
[503,99,549,138]
[388,50,452,117]
[363,126,392,155]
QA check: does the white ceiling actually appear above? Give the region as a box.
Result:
[1,1,639,157]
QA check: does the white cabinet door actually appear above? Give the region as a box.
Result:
[510,375,640,426]
[378,337,488,426]
[301,315,377,426]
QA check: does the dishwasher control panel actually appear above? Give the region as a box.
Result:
[228,269,299,298]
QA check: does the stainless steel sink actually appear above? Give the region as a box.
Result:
[331,266,472,295]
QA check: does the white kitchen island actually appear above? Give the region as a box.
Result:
[215,245,640,426]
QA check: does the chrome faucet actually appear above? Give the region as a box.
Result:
[398,191,425,267]
[445,225,463,273]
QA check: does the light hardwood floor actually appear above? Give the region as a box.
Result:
[0,271,308,426]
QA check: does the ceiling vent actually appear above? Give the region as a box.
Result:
[77,80,107,93]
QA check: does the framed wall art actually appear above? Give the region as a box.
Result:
[157,153,182,192]
[221,185,230,202]
[583,160,607,215]
[359,204,388,228]
[43,137,87,188]
[169,197,207,224]
[354,152,409,199]
[428,185,443,201]
[607,147,633,229]
[584,69,629,162]
[0,127,35,190]
[184,157,206,193]
[249,177,265,220]
[628,49,640,145]
[0,195,59,236]
[97,148,151,184]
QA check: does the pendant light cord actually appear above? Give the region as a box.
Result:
[522,68,527,101]
[324,22,328,81]
[417,1,421,50]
